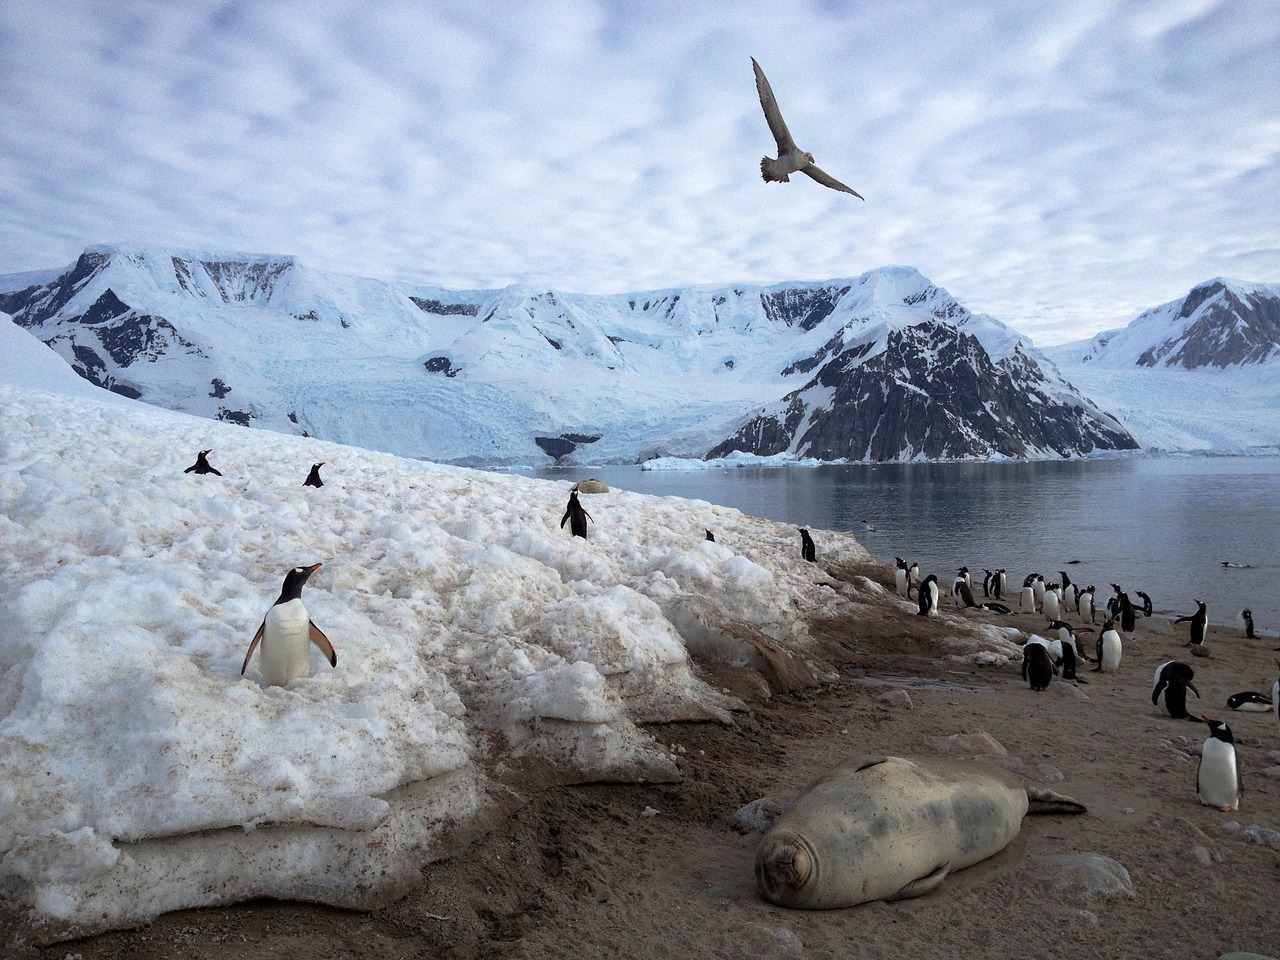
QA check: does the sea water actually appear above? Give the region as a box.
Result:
[517,457,1280,634]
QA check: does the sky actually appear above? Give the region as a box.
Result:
[1,0,1277,345]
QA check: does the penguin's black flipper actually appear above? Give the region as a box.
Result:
[241,621,265,675]
[309,622,337,667]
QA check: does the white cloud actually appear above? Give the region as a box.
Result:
[1,0,1277,344]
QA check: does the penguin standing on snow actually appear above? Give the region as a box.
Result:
[895,558,910,598]
[241,563,337,687]
[303,462,325,488]
[705,529,716,542]
[799,528,817,563]
[1152,660,1201,720]
[917,574,939,617]
[1092,618,1122,673]
[560,490,594,539]
[184,449,222,476]
[1196,717,1241,812]
[1176,599,1209,647]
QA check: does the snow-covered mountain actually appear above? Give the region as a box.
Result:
[1043,278,1280,455]
[0,245,1139,465]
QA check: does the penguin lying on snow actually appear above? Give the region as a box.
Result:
[184,449,222,476]
[1197,717,1241,812]
[242,563,337,686]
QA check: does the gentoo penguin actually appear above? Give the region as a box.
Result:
[952,570,970,606]
[1225,691,1273,712]
[184,449,222,476]
[1092,618,1122,673]
[705,529,716,542]
[303,462,325,488]
[1135,591,1153,618]
[1019,584,1037,614]
[917,574,939,617]
[955,580,977,609]
[894,558,910,598]
[799,528,816,563]
[1049,619,1092,666]
[1031,575,1046,610]
[907,561,920,598]
[1041,631,1081,682]
[1273,659,1280,736]
[1239,608,1255,639]
[1078,586,1096,624]
[981,569,994,597]
[1151,660,1201,720]
[241,563,337,686]
[560,490,593,539]
[995,569,1007,600]
[977,601,1012,614]
[1021,638,1057,692]
[1110,585,1136,632]
[1176,599,1209,646]
[1042,585,1061,622]
[1196,717,1241,812]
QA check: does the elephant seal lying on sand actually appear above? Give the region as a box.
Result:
[755,755,1086,909]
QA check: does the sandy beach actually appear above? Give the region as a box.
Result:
[12,559,1280,960]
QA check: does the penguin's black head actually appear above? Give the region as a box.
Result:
[1202,717,1234,743]
[278,562,323,602]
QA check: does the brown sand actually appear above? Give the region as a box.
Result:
[13,562,1280,960]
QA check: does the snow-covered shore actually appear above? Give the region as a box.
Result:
[0,319,879,939]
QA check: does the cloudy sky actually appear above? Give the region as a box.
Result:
[1,0,1277,344]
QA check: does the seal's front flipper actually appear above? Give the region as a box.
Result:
[1026,787,1087,814]
[886,862,950,901]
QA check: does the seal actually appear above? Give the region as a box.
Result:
[754,755,1085,909]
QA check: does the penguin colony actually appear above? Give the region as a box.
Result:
[884,540,1272,814]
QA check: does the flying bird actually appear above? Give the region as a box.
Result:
[751,57,863,199]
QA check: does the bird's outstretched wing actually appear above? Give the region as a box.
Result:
[309,621,337,667]
[241,621,265,675]
[752,58,796,153]
[802,164,864,199]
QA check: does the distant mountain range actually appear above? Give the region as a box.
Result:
[2,246,1277,463]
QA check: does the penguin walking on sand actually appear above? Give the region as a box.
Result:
[799,528,816,563]
[1110,584,1136,632]
[561,490,594,539]
[1152,660,1201,720]
[1092,618,1122,673]
[241,563,337,687]
[1176,599,1209,647]
[184,449,222,475]
[1022,637,1057,692]
[303,462,325,488]
[1239,608,1255,639]
[1078,586,1096,624]
[1196,717,1241,812]
[917,574,939,617]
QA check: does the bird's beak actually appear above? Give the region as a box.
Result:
[306,562,323,574]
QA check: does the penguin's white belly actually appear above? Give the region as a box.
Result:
[1020,587,1036,612]
[926,582,938,614]
[1042,592,1060,620]
[895,570,908,597]
[1079,595,1093,621]
[260,600,314,686]
[1100,633,1122,671]
[1198,740,1239,810]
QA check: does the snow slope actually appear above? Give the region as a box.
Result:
[3,319,956,940]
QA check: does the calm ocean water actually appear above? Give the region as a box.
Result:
[514,457,1280,634]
